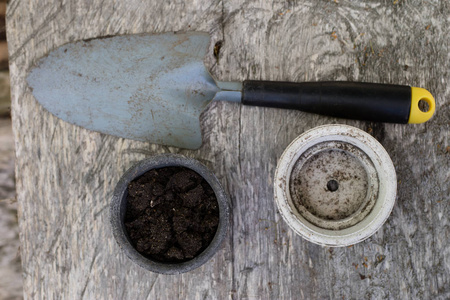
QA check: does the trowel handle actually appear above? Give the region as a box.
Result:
[241,81,435,124]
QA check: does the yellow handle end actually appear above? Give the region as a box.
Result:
[408,87,436,124]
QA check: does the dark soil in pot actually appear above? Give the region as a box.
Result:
[124,166,220,263]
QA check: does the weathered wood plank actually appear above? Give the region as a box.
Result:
[0,117,23,300]
[7,0,449,299]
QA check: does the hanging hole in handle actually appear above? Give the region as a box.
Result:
[418,98,431,112]
[408,87,435,124]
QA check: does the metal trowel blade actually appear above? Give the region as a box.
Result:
[27,32,220,149]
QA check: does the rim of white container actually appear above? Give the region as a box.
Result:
[274,124,397,247]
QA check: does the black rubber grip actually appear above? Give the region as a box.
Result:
[242,81,411,123]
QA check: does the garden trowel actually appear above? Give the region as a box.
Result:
[27,32,435,149]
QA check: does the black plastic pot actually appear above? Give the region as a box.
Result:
[110,154,230,274]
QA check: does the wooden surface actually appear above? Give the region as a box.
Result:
[7,0,449,299]
[0,117,23,300]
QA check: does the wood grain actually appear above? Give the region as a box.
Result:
[0,117,22,300]
[7,0,449,299]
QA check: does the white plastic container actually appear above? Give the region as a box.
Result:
[274,125,396,247]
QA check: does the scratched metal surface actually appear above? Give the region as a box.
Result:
[6,0,450,299]
[27,32,217,149]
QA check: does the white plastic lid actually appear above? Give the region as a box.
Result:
[274,125,397,247]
